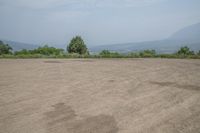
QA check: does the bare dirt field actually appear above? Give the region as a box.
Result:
[0,59,200,133]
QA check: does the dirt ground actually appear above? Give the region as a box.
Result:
[0,59,200,133]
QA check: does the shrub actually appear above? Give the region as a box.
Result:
[99,50,111,56]
[15,45,64,56]
[127,52,140,58]
[139,50,156,57]
[99,50,122,58]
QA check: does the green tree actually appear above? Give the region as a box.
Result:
[177,46,194,55]
[0,40,12,55]
[67,36,88,55]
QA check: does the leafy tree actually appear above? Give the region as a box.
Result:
[177,46,194,55]
[67,36,88,55]
[0,40,12,55]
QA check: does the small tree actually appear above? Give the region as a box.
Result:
[0,40,12,55]
[67,36,88,55]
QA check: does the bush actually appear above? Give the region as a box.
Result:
[15,45,64,56]
[127,52,140,58]
[99,50,122,58]
[159,54,177,58]
[14,49,30,55]
[139,50,156,57]
[99,50,111,56]
[1,43,200,59]
[31,45,64,56]
[0,54,15,58]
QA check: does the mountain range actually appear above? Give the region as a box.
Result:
[90,22,200,53]
[1,22,200,53]
[1,40,38,51]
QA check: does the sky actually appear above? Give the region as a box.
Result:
[0,0,200,46]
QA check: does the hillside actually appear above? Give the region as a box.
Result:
[169,23,200,43]
[2,40,38,51]
[90,23,200,53]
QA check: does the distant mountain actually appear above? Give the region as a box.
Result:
[169,22,200,43]
[1,40,39,51]
[90,23,200,53]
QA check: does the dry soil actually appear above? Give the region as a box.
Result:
[0,59,200,133]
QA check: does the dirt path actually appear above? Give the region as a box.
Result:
[0,59,200,133]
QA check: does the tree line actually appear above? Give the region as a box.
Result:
[0,36,200,59]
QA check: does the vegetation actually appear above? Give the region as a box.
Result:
[139,50,156,57]
[0,38,200,59]
[67,36,89,55]
[176,46,195,56]
[198,50,200,56]
[99,50,121,58]
[15,45,64,56]
[0,41,12,55]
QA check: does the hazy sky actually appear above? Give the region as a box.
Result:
[0,0,200,46]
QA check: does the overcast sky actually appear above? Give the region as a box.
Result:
[0,0,200,46]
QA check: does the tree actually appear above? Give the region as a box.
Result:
[0,40,12,55]
[67,36,88,55]
[177,46,194,55]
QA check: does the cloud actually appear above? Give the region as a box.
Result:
[95,0,165,8]
[0,0,65,9]
[0,0,165,9]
